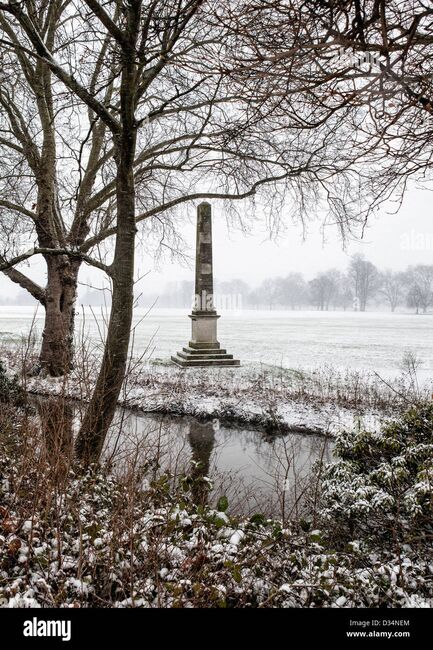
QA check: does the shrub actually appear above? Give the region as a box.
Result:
[319,404,433,550]
[0,361,25,407]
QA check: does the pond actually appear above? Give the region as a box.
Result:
[101,408,334,519]
[32,394,333,519]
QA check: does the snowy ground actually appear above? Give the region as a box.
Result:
[1,310,431,608]
[18,359,412,441]
[1,306,432,380]
[1,306,430,442]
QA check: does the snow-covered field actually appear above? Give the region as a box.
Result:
[0,306,432,378]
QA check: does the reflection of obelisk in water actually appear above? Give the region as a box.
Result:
[171,202,240,367]
[188,420,216,507]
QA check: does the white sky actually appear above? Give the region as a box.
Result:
[0,183,432,301]
[141,184,433,291]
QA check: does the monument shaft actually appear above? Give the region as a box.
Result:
[171,202,239,367]
[194,202,215,313]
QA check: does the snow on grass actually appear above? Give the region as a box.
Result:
[15,358,415,437]
[0,446,431,609]
[2,306,433,381]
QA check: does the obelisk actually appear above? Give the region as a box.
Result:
[171,202,240,367]
[190,201,219,348]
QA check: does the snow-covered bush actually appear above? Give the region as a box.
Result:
[319,404,433,549]
[0,360,25,407]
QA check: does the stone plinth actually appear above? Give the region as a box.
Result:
[171,202,240,368]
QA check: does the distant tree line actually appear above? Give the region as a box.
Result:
[5,254,432,314]
[247,256,433,313]
[144,255,433,314]
[246,256,433,313]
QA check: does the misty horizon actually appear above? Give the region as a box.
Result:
[1,183,432,304]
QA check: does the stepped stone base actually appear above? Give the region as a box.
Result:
[171,345,240,368]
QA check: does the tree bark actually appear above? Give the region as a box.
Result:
[75,128,137,465]
[38,257,80,377]
[71,0,145,466]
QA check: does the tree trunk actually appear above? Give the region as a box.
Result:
[38,257,80,377]
[75,128,137,465]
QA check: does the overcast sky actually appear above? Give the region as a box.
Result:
[140,184,433,293]
[0,183,432,301]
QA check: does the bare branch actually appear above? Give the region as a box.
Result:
[0,259,46,304]
[0,200,37,220]
[82,0,127,47]
[0,246,111,276]
[0,3,121,132]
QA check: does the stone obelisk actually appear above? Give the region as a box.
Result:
[171,202,240,367]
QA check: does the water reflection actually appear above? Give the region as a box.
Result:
[33,395,332,516]
[188,420,215,507]
[103,410,333,518]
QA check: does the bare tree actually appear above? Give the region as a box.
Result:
[407,284,423,315]
[405,265,433,314]
[309,269,340,311]
[259,277,282,310]
[348,254,379,311]
[279,272,308,310]
[379,269,405,312]
[336,273,353,311]
[0,1,361,463]
[0,2,110,376]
